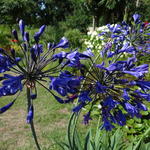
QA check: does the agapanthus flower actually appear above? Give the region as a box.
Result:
[99,14,150,58]
[57,49,150,131]
[0,20,71,123]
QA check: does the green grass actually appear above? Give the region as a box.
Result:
[0,84,74,150]
[0,83,94,150]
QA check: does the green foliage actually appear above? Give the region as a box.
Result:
[0,0,37,25]
[59,113,150,150]
[41,25,63,43]
[64,29,84,48]
[137,0,150,21]
[0,25,11,49]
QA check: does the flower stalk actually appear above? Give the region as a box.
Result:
[27,87,41,150]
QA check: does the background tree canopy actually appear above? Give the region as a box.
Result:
[0,0,149,27]
[0,0,149,47]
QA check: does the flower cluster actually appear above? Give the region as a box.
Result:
[84,14,150,60]
[0,20,72,123]
[52,14,150,131]
[99,14,150,58]
[72,54,150,130]
[84,26,109,53]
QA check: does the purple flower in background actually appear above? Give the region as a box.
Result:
[133,14,141,24]
[100,14,150,58]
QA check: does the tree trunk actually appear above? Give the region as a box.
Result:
[92,15,99,30]
[92,16,96,31]
[123,6,128,22]
[136,0,140,7]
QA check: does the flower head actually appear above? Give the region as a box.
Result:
[63,49,150,130]
[0,20,71,123]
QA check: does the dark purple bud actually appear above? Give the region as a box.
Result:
[10,48,15,58]
[19,20,25,39]
[30,48,37,62]
[12,29,18,41]
[83,112,92,125]
[0,48,4,53]
[24,32,29,42]
[22,43,27,51]
[0,101,15,114]
[26,105,34,123]
[54,95,64,104]
[30,93,37,99]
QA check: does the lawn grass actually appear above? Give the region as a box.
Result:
[0,81,95,150]
[0,84,75,150]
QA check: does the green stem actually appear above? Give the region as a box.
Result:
[27,88,41,150]
[67,112,76,150]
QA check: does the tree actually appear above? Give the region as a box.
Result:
[0,0,37,25]
[32,0,73,25]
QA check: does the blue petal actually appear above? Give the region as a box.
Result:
[78,91,91,102]
[34,25,46,43]
[72,102,85,113]
[83,48,94,57]
[54,37,69,49]
[19,20,25,39]
[24,32,29,42]
[0,101,15,114]
[122,89,130,101]
[114,110,126,126]
[103,96,118,109]
[26,105,34,124]
[133,14,141,23]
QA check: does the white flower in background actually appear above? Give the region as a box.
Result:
[84,25,110,54]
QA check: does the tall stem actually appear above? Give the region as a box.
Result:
[27,88,41,150]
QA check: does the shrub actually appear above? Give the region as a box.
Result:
[64,28,84,48]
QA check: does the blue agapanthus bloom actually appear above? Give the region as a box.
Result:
[49,71,81,103]
[99,14,150,58]
[54,47,150,131]
[0,20,71,124]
